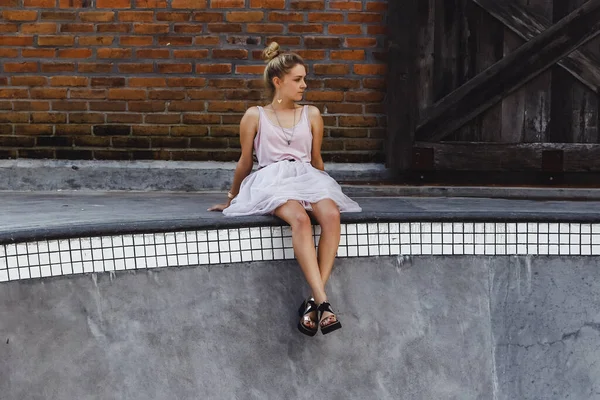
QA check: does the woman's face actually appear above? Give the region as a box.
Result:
[275,64,307,102]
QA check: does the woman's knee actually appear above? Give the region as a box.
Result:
[319,204,340,226]
[290,210,311,230]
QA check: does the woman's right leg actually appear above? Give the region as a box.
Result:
[274,200,327,305]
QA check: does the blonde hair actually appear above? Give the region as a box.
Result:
[262,42,306,101]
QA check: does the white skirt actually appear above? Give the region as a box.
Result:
[223,160,362,217]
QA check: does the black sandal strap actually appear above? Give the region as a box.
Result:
[317,301,334,315]
[302,299,317,315]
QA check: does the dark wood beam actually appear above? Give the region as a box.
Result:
[473,0,600,94]
[416,0,600,143]
[385,0,419,176]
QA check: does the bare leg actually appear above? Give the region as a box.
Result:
[274,200,328,330]
[310,198,341,286]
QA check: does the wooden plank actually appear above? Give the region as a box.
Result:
[414,141,600,171]
[415,0,600,143]
[473,0,600,93]
[386,0,419,175]
[416,0,436,114]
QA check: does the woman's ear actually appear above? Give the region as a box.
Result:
[272,76,281,88]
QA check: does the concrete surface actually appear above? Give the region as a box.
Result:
[2,191,600,244]
[1,256,599,399]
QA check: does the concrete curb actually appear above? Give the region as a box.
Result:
[0,160,390,191]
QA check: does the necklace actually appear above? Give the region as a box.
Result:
[271,104,297,145]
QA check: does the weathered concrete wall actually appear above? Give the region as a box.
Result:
[1,256,599,400]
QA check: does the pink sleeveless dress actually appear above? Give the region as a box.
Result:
[222,105,362,216]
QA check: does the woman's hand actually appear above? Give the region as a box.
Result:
[207,199,231,212]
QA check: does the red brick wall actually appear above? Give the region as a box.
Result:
[0,0,388,162]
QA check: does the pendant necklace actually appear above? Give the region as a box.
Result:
[272,104,297,145]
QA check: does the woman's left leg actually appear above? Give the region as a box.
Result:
[310,198,341,329]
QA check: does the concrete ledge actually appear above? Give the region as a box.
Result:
[0,160,390,191]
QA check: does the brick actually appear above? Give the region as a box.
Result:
[308,12,344,22]
[57,125,94,136]
[0,136,35,147]
[0,24,18,33]
[119,11,154,22]
[266,36,301,46]
[129,77,167,87]
[78,63,113,73]
[329,1,361,10]
[250,0,285,8]
[290,1,324,10]
[247,24,283,33]
[354,64,386,75]
[57,49,93,58]
[60,24,95,33]
[324,79,361,89]
[36,136,72,147]
[96,0,131,8]
[331,50,365,61]
[188,90,224,100]
[70,89,107,99]
[41,63,75,73]
[189,137,229,149]
[151,137,189,148]
[73,135,110,146]
[22,49,56,58]
[157,63,193,74]
[195,64,232,74]
[4,62,38,73]
[13,101,50,111]
[329,127,368,137]
[106,113,143,124]
[313,64,349,75]
[38,36,75,46]
[108,89,146,100]
[304,36,341,48]
[173,50,209,59]
[158,36,193,46]
[58,0,88,6]
[193,12,223,22]
[289,24,323,34]
[172,0,208,8]
[224,89,262,100]
[348,13,382,23]
[79,36,114,46]
[305,91,344,102]
[41,11,76,21]
[207,125,238,135]
[0,49,18,57]
[30,88,68,99]
[21,23,57,34]
[268,12,302,22]
[50,76,88,87]
[166,100,206,112]
[0,36,34,46]
[174,24,204,33]
[56,149,94,159]
[80,12,115,22]
[93,150,131,160]
[0,112,29,123]
[167,77,206,87]
[98,24,130,33]
[207,101,246,112]
[235,65,265,74]
[211,0,244,7]
[131,125,170,136]
[339,116,378,127]
[345,91,385,102]
[136,49,170,58]
[2,11,38,21]
[208,23,243,33]
[127,101,164,112]
[52,101,87,111]
[133,24,169,34]
[212,49,247,59]
[227,11,264,22]
[89,101,127,111]
[93,125,131,136]
[148,90,186,100]
[0,0,19,6]
[17,149,55,159]
[10,77,47,86]
[365,104,384,114]
[171,126,209,137]
[112,136,150,147]
[118,63,154,73]
[367,25,385,35]
[329,25,362,35]
[120,36,154,46]
[135,0,168,7]
[157,12,189,22]
[346,37,377,47]
[207,78,245,88]
[366,1,387,11]
[97,48,132,58]
[195,36,220,45]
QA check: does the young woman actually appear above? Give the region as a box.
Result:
[209,42,361,336]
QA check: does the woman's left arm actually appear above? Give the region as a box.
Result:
[308,105,325,171]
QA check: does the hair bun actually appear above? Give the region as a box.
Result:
[262,42,281,62]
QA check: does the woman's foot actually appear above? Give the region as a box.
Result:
[318,301,342,335]
[297,297,318,336]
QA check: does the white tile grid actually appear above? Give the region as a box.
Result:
[1,222,599,282]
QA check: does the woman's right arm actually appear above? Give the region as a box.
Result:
[208,107,259,211]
